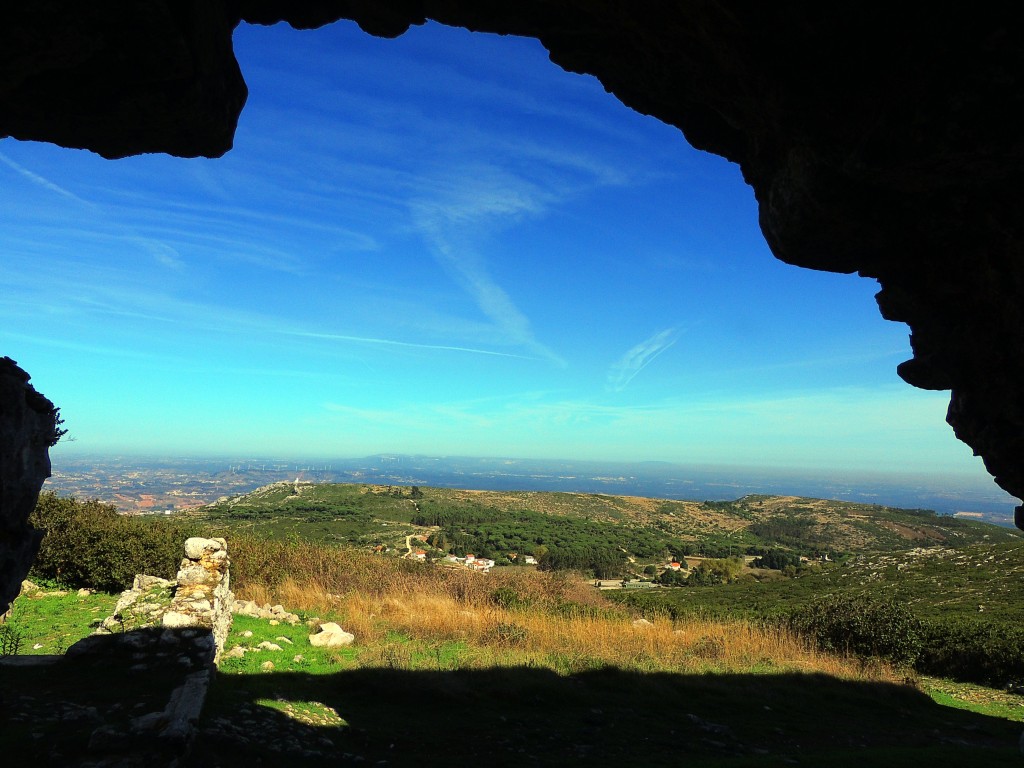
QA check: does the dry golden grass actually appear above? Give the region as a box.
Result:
[229,535,901,683]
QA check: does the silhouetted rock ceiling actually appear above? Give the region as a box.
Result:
[2,4,1022,524]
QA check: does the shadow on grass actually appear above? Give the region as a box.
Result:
[194,665,1023,768]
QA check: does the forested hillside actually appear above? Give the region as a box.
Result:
[196,482,1018,578]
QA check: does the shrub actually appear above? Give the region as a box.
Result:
[917,618,1024,688]
[483,622,529,647]
[687,557,744,586]
[657,568,687,586]
[788,594,922,666]
[29,493,202,592]
[0,624,23,656]
[751,550,802,571]
[490,585,532,610]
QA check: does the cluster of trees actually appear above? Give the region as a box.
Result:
[748,514,830,550]
[29,492,202,592]
[415,502,677,577]
[751,549,803,571]
[537,545,626,578]
[412,501,500,528]
[651,557,746,586]
[381,485,423,499]
[686,557,746,586]
[656,567,688,586]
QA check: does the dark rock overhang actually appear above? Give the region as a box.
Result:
[2,3,1022,523]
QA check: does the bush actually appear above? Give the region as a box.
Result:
[917,618,1024,688]
[490,585,533,610]
[29,493,202,592]
[483,622,529,647]
[687,557,745,586]
[788,594,923,666]
[752,550,802,571]
[657,568,687,586]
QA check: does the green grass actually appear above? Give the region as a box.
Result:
[254,696,347,727]
[922,676,1024,722]
[219,614,360,675]
[4,573,1024,767]
[2,587,116,655]
[196,665,1024,767]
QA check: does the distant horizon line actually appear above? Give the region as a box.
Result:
[47,447,1005,484]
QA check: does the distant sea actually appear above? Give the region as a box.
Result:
[323,455,1019,525]
[51,452,1019,527]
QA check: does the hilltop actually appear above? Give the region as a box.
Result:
[196,482,1018,569]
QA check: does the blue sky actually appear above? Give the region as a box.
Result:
[0,21,1005,485]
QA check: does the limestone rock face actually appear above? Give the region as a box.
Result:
[0,357,60,615]
[2,7,1023,518]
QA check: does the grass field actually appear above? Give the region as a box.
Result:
[5,540,1024,766]
[8,486,1024,765]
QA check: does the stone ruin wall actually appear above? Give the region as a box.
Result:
[82,537,234,667]
[62,538,234,760]
[163,537,234,663]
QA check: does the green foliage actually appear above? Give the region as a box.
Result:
[490,586,533,611]
[752,549,803,570]
[0,624,24,656]
[657,568,687,586]
[748,514,826,551]
[613,542,1024,687]
[414,500,667,575]
[538,544,627,578]
[203,483,421,546]
[48,407,68,446]
[687,557,745,586]
[917,618,1024,688]
[29,492,203,592]
[788,594,923,666]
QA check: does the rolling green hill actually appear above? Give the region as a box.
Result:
[196,482,1018,571]
[612,540,1024,624]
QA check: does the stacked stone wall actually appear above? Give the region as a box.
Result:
[74,537,234,668]
[162,537,234,664]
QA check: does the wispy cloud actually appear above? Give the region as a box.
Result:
[0,252,540,365]
[0,151,95,206]
[410,165,568,367]
[607,328,680,392]
[286,329,541,360]
[0,152,192,272]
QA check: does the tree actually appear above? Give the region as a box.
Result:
[657,568,687,586]
[751,549,802,571]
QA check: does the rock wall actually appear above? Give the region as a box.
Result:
[2,5,1023,519]
[81,537,234,666]
[163,537,234,662]
[65,539,232,765]
[0,357,60,615]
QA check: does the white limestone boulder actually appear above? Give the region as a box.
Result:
[308,622,355,648]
